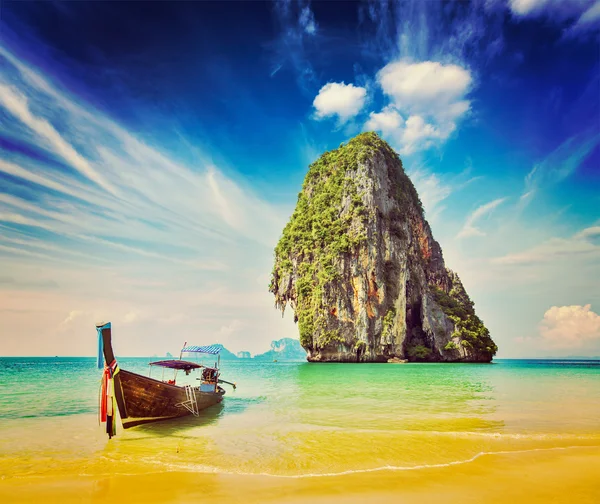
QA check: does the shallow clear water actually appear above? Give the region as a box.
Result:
[1,358,599,478]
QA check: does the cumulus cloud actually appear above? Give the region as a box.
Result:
[364,105,403,133]
[539,304,600,348]
[377,60,472,112]
[352,0,510,154]
[318,1,510,154]
[313,82,367,123]
[365,60,473,154]
[457,197,507,239]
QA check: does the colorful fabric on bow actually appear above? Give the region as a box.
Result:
[99,359,119,437]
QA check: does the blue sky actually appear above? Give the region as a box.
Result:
[0,0,599,357]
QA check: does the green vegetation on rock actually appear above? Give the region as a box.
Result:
[431,280,498,358]
[382,308,396,339]
[407,344,432,360]
[444,341,458,351]
[317,329,345,347]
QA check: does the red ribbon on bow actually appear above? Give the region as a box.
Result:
[99,359,118,425]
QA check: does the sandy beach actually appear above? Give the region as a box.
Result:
[2,446,599,503]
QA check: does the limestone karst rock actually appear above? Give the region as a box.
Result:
[269,132,497,362]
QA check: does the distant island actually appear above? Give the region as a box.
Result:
[212,345,239,360]
[269,132,497,363]
[199,338,307,361]
[253,338,307,361]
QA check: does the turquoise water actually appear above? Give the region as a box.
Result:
[1,358,599,427]
[0,358,599,477]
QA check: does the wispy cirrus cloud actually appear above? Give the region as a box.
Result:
[509,0,600,35]
[491,225,600,265]
[520,131,600,206]
[407,168,453,221]
[0,45,298,356]
[457,197,507,239]
[270,0,319,88]
[0,83,116,195]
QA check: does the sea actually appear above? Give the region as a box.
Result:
[1,357,599,483]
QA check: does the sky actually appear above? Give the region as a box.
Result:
[0,0,599,358]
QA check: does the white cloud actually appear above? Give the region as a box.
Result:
[509,0,600,33]
[509,0,550,16]
[575,226,600,240]
[377,60,472,113]
[457,197,507,239]
[539,304,600,348]
[364,109,454,155]
[491,225,600,265]
[365,60,473,154]
[364,105,404,134]
[401,115,449,154]
[313,82,367,123]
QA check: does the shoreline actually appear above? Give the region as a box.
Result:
[2,446,598,503]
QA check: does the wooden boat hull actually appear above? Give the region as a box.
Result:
[98,322,225,430]
[118,369,225,428]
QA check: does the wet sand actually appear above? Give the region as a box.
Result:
[2,446,598,503]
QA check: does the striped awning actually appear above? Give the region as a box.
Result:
[181,344,222,355]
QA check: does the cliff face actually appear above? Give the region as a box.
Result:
[269,132,497,363]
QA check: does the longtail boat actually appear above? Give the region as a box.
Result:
[96,321,236,438]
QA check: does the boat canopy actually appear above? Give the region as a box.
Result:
[181,344,222,355]
[149,359,202,371]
